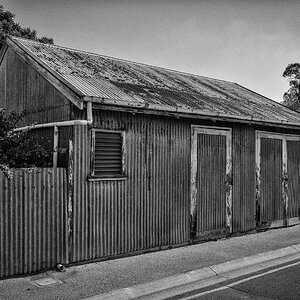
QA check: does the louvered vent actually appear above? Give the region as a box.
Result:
[94,131,123,176]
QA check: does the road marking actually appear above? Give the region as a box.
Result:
[179,260,300,299]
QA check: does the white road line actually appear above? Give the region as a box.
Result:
[179,260,300,299]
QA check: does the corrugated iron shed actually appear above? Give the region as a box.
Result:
[8,36,300,124]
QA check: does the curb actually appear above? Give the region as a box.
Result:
[83,244,300,300]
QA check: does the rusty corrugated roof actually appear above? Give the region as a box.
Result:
[9,36,300,124]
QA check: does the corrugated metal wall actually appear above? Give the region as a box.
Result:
[0,47,71,126]
[70,111,190,263]
[287,140,300,219]
[196,133,227,236]
[70,112,276,261]
[3,111,300,276]
[0,168,68,278]
[232,126,256,232]
[260,138,283,223]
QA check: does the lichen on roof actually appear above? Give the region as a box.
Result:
[10,36,300,124]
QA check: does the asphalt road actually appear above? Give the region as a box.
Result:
[1,226,299,300]
[170,261,300,300]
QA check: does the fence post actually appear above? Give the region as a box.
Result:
[53,126,59,168]
[67,139,74,264]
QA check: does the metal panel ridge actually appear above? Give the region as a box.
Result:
[9,36,300,125]
[0,168,68,278]
[70,112,190,262]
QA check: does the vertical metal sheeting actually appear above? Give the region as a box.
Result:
[260,138,283,223]
[2,47,70,126]
[0,168,68,278]
[71,111,190,263]
[196,134,226,235]
[287,140,300,219]
[232,126,256,232]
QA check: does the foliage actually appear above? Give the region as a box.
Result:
[0,109,51,174]
[282,63,300,111]
[0,4,53,51]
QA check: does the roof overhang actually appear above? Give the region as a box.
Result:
[83,96,300,129]
[6,36,300,129]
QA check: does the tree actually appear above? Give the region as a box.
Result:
[282,63,300,111]
[0,4,53,51]
[0,109,51,177]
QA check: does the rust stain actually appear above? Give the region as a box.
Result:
[11,36,300,124]
[259,136,283,229]
[67,139,74,263]
[287,140,300,223]
[282,168,288,227]
[190,127,198,240]
[225,168,233,234]
[70,113,190,262]
[255,164,261,227]
[191,127,230,240]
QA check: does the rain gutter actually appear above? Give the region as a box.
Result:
[83,96,300,128]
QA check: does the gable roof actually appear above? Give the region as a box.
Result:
[6,36,300,126]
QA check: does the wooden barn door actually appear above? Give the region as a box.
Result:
[191,127,232,240]
[287,140,300,225]
[256,132,300,229]
[258,136,283,228]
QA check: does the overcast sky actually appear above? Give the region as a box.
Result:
[2,0,300,102]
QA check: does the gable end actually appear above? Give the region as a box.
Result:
[6,37,83,110]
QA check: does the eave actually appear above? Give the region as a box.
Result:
[85,96,300,130]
